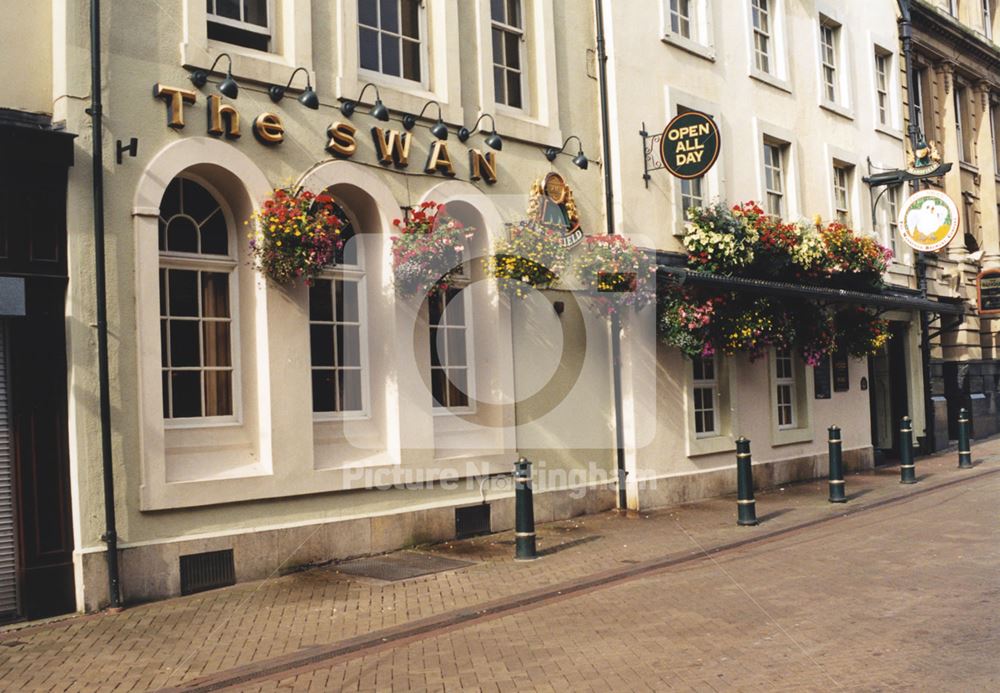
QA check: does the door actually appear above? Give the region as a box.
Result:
[0,320,17,620]
[868,321,910,460]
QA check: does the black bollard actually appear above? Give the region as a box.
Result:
[514,457,538,560]
[736,437,759,526]
[899,416,916,484]
[958,407,973,469]
[828,425,846,503]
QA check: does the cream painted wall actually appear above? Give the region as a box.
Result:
[54,0,606,552]
[0,2,53,113]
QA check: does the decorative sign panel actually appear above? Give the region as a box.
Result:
[897,190,960,253]
[977,269,1000,316]
[659,111,721,180]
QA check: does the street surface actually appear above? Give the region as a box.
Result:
[1,445,999,691]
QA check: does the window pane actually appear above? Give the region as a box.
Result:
[203,322,231,368]
[310,280,334,322]
[204,370,233,416]
[504,32,521,69]
[200,211,228,255]
[338,325,362,368]
[447,328,467,367]
[494,67,506,103]
[166,217,199,253]
[506,72,522,108]
[202,272,230,318]
[168,269,199,317]
[360,28,380,71]
[430,327,442,367]
[244,0,267,26]
[159,269,167,315]
[703,410,715,433]
[161,178,182,218]
[171,371,202,417]
[491,0,504,22]
[401,0,420,38]
[184,179,219,224]
[312,370,336,412]
[339,370,364,411]
[358,0,377,26]
[428,291,445,324]
[431,368,448,407]
[381,34,400,76]
[335,280,360,322]
[310,325,336,367]
[506,0,521,27]
[169,320,201,367]
[445,289,465,324]
[215,0,240,21]
[402,38,421,81]
[160,320,168,363]
[379,0,399,32]
[448,369,469,408]
[162,370,170,418]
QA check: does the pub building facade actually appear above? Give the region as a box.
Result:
[0,0,983,617]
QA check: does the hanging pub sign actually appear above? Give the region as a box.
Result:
[897,190,960,253]
[659,111,721,180]
[977,269,1000,316]
[527,173,584,248]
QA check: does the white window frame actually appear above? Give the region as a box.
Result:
[158,176,242,429]
[992,99,1000,178]
[692,355,719,438]
[662,0,715,60]
[832,163,852,226]
[310,214,371,422]
[950,0,959,17]
[763,139,785,217]
[751,0,773,75]
[875,51,889,126]
[429,283,476,415]
[884,184,903,263]
[768,348,814,445]
[491,0,527,110]
[774,349,796,430]
[682,351,737,457]
[820,21,838,104]
[358,0,429,89]
[956,84,969,163]
[206,0,273,45]
[983,0,994,38]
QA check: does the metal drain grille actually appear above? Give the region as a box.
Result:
[180,549,236,595]
[333,552,473,582]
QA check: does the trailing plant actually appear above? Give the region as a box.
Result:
[391,201,476,297]
[249,187,343,286]
[486,220,568,298]
[834,306,890,358]
[574,235,657,317]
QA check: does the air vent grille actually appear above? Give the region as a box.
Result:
[455,504,491,539]
[179,549,235,596]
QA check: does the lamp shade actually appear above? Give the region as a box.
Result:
[298,87,320,110]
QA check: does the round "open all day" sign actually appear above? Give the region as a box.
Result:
[659,111,721,180]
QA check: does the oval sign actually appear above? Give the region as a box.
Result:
[897,190,960,253]
[659,111,721,180]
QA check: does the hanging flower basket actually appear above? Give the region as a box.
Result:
[249,187,343,286]
[486,221,568,298]
[574,235,657,317]
[391,201,475,297]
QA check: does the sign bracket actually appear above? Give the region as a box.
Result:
[639,121,665,189]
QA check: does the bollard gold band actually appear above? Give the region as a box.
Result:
[959,418,969,423]
[514,531,536,538]
[900,464,915,469]
[736,499,756,505]
[828,479,845,484]
[828,438,842,444]
[737,453,752,459]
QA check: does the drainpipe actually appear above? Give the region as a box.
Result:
[89,0,122,609]
[897,0,937,453]
[594,0,628,510]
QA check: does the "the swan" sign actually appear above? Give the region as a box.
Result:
[896,190,960,253]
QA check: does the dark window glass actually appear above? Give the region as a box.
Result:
[203,322,231,367]
[207,22,269,51]
[168,270,199,317]
[402,40,421,81]
[202,272,230,318]
[358,0,378,26]
[359,27,379,70]
[171,372,203,417]
[339,370,363,411]
[169,321,201,367]
[381,34,401,76]
[204,371,233,416]
[336,280,359,322]
[379,0,398,32]
[311,325,336,367]
[200,211,228,255]
[401,0,420,38]
[215,0,240,20]
[338,326,361,368]
[167,217,199,253]
[309,280,334,321]
[184,179,219,224]
[312,370,336,412]
[244,0,268,26]
[507,72,522,108]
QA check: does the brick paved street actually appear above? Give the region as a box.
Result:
[2,444,999,691]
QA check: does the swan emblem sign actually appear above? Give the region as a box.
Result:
[897,190,960,253]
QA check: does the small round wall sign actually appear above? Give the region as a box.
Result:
[897,190,960,253]
[659,111,721,180]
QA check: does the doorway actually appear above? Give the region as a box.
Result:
[868,322,910,461]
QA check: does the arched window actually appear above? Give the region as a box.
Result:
[158,177,236,420]
[309,201,369,416]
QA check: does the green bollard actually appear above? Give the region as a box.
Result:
[958,407,973,469]
[828,425,846,503]
[514,457,538,560]
[736,437,759,526]
[899,416,917,484]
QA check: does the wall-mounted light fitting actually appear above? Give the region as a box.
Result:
[340,83,390,121]
[458,113,502,151]
[402,100,449,140]
[544,135,589,170]
[268,67,319,110]
[189,53,239,99]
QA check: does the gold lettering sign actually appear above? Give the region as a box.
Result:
[371,127,412,168]
[253,113,285,145]
[153,83,197,129]
[425,141,456,177]
[326,121,358,157]
[469,149,498,185]
[207,94,241,139]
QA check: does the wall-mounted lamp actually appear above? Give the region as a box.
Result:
[544,135,589,170]
[402,100,448,140]
[340,83,390,121]
[189,53,239,99]
[268,67,319,110]
[458,113,502,151]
